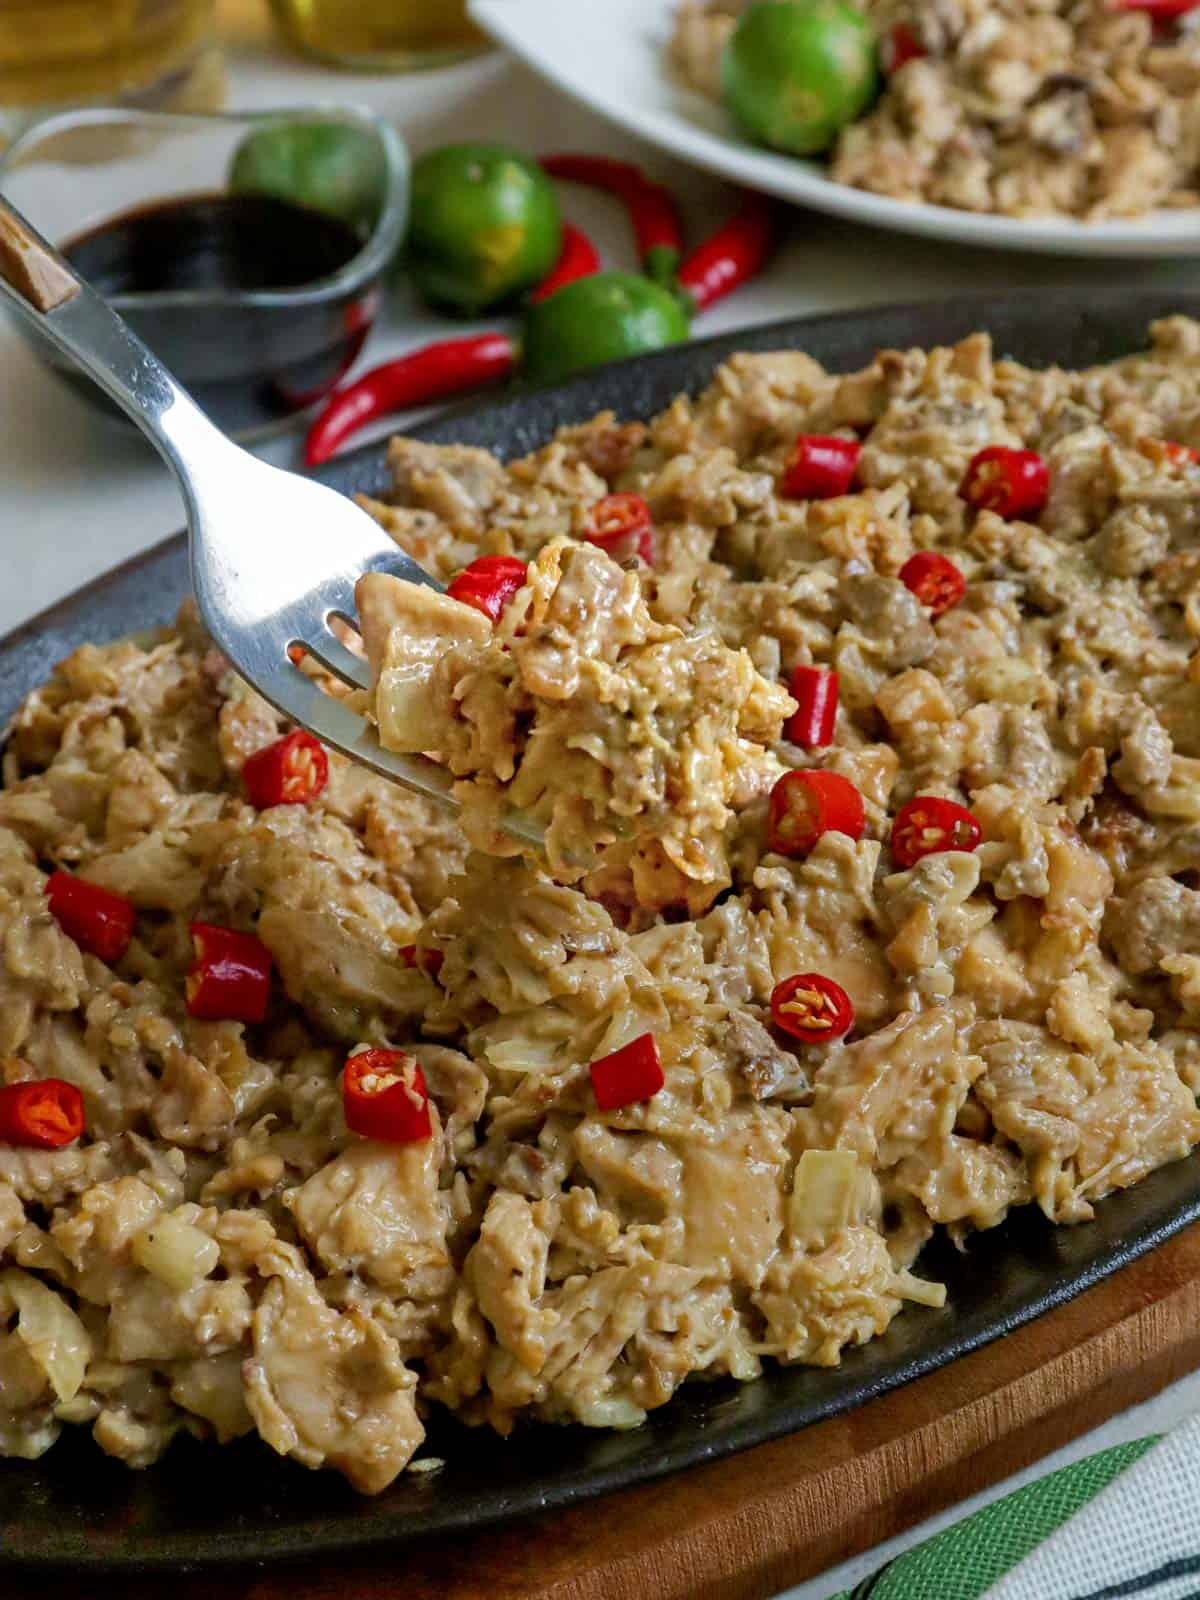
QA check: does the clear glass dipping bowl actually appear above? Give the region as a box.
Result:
[0,103,407,438]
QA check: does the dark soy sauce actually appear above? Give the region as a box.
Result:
[62,191,362,297]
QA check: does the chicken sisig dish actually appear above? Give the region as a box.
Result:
[670,0,1200,222]
[3,318,1200,1493]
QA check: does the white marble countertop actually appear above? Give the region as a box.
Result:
[2,4,1200,1594]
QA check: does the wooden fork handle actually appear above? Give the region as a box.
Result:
[0,197,79,313]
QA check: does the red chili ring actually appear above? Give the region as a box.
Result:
[0,1077,85,1150]
[899,551,966,616]
[445,555,528,624]
[343,1049,432,1143]
[242,730,329,809]
[781,435,861,501]
[767,769,865,858]
[770,974,854,1045]
[959,447,1048,521]
[585,493,654,564]
[891,796,982,869]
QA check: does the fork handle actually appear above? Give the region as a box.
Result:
[0,193,227,475]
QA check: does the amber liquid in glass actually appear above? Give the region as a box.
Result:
[268,0,487,69]
[0,0,218,118]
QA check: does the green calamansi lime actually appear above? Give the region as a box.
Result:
[228,120,388,234]
[408,142,561,315]
[520,271,691,387]
[722,0,880,157]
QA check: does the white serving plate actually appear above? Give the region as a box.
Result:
[471,0,1200,259]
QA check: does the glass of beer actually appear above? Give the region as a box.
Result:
[267,0,489,71]
[0,1,222,144]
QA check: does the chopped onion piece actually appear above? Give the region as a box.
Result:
[132,1210,220,1291]
[788,1149,859,1240]
[1,1268,91,1402]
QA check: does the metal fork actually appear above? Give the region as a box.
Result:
[0,196,544,848]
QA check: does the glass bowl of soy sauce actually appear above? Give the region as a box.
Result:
[0,104,407,437]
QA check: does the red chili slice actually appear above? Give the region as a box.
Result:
[767,769,865,858]
[1140,437,1200,468]
[959,447,1048,520]
[445,555,528,623]
[46,871,135,964]
[785,665,839,749]
[400,944,444,980]
[186,923,273,1023]
[899,551,967,616]
[589,1033,664,1111]
[781,435,861,501]
[770,974,854,1045]
[0,1077,85,1150]
[585,493,654,564]
[891,796,982,868]
[242,730,329,809]
[343,1049,432,1143]
[1114,0,1200,15]
[880,21,925,71]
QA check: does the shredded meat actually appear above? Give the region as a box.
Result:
[3,322,1200,1492]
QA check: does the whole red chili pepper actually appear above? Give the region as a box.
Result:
[880,22,925,72]
[0,1077,85,1150]
[782,435,861,500]
[305,333,516,466]
[676,191,775,314]
[767,769,865,857]
[46,871,135,964]
[186,922,273,1023]
[959,446,1049,521]
[242,730,329,809]
[343,1049,432,1143]
[589,1033,664,1112]
[770,974,854,1045]
[529,222,602,303]
[891,796,982,869]
[785,665,839,750]
[445,555,528,623]
[400,944,444,980]
[541,154,684,286]
[585,492,654,564]
[899,551,966,616]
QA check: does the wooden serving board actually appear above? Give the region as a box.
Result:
[43,1221,1200,1600]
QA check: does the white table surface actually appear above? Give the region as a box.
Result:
[3,4,1200,1593]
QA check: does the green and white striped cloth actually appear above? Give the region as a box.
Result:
[831,1415,1200,1599]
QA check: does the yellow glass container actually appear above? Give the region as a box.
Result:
[268,0,489,71]
[0,1,221,139]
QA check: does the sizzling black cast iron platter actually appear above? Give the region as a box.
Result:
[3,289,1199,1573]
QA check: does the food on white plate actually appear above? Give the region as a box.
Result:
[5,318,1200,1493]
[669,0,1200,220]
